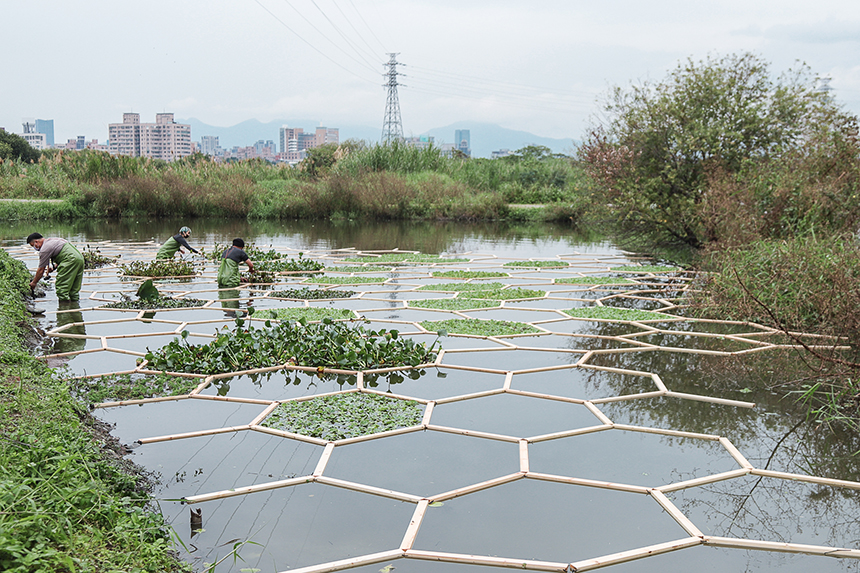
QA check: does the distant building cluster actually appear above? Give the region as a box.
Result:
[108,113,192,161]
[404,129,471,158]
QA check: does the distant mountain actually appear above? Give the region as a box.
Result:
[180,118,576,159]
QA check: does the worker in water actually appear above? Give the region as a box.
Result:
[156,226,199,259]
[217,238,255,288]
[26,232,85,301]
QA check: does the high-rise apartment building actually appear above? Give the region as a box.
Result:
[314,127,339,147]
[454,129,471,157]
[20,119,47,150]
[200,135,220,156]
[108,113,192,161]
[35,119,54,147]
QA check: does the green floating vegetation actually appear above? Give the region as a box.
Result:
[73,373,201,404]
[467,288,545,300]
[555,277,636,285]
[145,316,441,375]
[326,265,395,273]
[417,281,505,292]
[119,259,197,277]
[344,253,468,264]
[564,307,665,321]
[421,319,540,336]
[205,244,324,273]
[409,298,500,311]
[82,245,117,269]
[256,307,355,322]
[431,270,508,279]
[305,276,387,285]
[262,393,422,441]
[610,265,678,273]
[503,260,570,268]
[269,287,356,299]
[103,296,207,310]
[241,269,278,284]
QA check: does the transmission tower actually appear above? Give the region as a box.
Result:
[382,53,404,143]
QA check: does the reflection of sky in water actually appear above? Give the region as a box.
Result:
[6,220,860,572]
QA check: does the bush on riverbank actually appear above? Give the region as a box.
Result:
[0,250,187,573]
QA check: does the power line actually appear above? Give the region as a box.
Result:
[346,0,387,53]
[329,0,384,63]
[307,0,381,70]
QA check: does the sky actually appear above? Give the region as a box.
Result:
[3,0,860,145]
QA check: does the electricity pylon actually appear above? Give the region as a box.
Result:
[382,53,404,143]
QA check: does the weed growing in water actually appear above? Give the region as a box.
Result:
[262,393,422,440]
[73,373,201,404]
[417,282,506,292]
[431,270,508,279]
[563,307,665,321]
[408,298,500,311]
[269,288,356,300]
[119,259,197,277]
[555,277,636,285]
[421,319,540,336]
[256,307,355,322]
[503,260,570,268]
[82,245,118,269]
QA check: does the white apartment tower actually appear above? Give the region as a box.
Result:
[109,113,192,161]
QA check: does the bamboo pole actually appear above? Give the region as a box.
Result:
[525,472,650,494]
[190,394,273,406]
[313,443,335,477]
[519,439,529,473]
[433,388,506,405]
[648,489,704,537]
[334,425,423,446]
[137,424,251,444]
[664,391,755,409]
[94,394,191,409]
[652,374,668,392]
[656,468,752,494]
[510,363,589,375]
[612,424,721,441]
[749,468,860,490]
[426,425,520,443]
[505,389,587,405]
[421,402,435,426]
[314,475,423,503]
[527,424,612,444]
[400,499,429,551]
[249,401,281,426]
[584,401,613,425]
[184,475,313,504]
[570,537,702,571]
[275,550,404,573]
[430,473,524,502]
[251,425,329,446]
[704,536,860,558]
[719,437,753,469]
[590,391,667,404]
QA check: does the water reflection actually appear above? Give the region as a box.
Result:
[53,301,86,354]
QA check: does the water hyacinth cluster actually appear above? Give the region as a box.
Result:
[144,315,441,375]
[119,259,197,277]
[269,287,356,300]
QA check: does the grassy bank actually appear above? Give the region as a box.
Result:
[0,144,590,223]
[0,250,187,572]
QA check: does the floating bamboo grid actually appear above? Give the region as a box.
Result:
[13,241,860,572]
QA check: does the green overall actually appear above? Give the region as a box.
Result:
[54,242,85,301]
[156,236,181,259]
[217,257,241,288]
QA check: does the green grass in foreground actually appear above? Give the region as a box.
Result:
[0,249,187,573]
[256,307,355,322]
[563,307,665,321]
[431,270,508,279]
[408,298,500,311]
[555,277,636,285]
[262,393,422,440]
[417,282,505,292]
[421,319,540,336]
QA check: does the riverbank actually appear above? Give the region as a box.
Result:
[0,250,187,572]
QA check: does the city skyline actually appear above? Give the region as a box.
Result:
[3,1,859,145]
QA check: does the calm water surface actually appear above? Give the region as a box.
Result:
[4,218,860,573]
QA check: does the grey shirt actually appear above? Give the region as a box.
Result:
[37,237,68,268]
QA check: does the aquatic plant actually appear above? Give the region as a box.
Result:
[563,307,665,321]
[417,282,505,292]
[262,393,422,441]
[343,253,468,264]
[255,307,355,322]
[610,265,678,273]
[431,270,508,279]
[466,287,545,300]
[73,373,201,404]
[119,259,197,277]
[81,245,117,269]
[503,260,569,268]
[103,296,206,310]
[144,316,441,375]
[304,276,387,285]
[555,277,636,285]
[408,298,500,311]
[325,265,395,273]
[421,319,540,336]
[269,288,356,300]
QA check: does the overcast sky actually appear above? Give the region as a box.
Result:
[4,0,859,144]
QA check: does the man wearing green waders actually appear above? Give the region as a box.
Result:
[27,233,85,301]
[217,238,255,288]
[156,226,199,259]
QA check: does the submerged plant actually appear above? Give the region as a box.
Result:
[73,373,201,404]
[262,393,422,440]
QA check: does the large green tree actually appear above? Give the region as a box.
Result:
[579,52,852,250]
[0,130,41,163]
